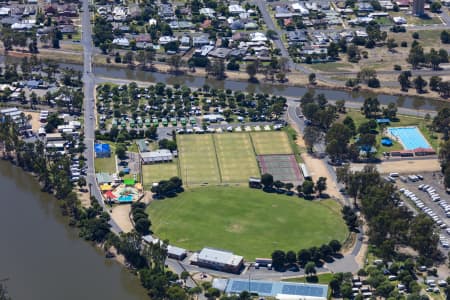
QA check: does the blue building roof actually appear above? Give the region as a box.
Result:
[224,279,328,298]
[94,143,111,153]
[376,118,390,124]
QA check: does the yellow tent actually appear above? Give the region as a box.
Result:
[135,183,143,191]
[100,184,112,191]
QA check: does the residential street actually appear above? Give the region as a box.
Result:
[81,0,122,233]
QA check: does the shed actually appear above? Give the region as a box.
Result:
[95,143,111,158]
[168,245,188,260]
[376,118,390,124]
[300,163,311,180]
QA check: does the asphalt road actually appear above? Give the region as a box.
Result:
[81,0,122,233]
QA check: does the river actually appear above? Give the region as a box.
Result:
[1,55,449,112]
[91,65,450,112]
[0,161,149,300]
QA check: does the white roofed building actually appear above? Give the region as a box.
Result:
[193,247,244,273]
[140,149,173,164]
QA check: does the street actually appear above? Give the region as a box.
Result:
[81,0,122,233]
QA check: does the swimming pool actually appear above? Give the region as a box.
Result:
[388,126,431,150]
[118,195,133,203]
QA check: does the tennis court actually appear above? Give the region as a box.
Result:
[258,154,302,184]
[387,126,431,150]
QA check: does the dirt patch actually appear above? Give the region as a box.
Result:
[25,111,42,132]
[227,223,243,233]
[110,204,133,233]
[301,153,340,198]
[76,189,91,208]
[350,158,441,174]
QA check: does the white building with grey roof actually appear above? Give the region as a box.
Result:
[192,247,244,273]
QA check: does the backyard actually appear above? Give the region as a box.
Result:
[147,186,348,260]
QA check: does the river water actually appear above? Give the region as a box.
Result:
[0,161,148,300]
[90,65,450,111]
[2,55,449,111]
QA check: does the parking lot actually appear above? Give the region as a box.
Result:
[392,172,450,252]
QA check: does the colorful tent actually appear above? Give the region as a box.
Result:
[100,184,112,191]
[104,190,116,199]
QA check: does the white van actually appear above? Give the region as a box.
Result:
[389,172,399,178]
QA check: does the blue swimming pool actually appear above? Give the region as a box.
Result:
[118,195,133,203]
[388,126,431,150]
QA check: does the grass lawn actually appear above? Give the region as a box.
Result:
[94,142,116,173]
[283,273,335,284]
[178,135,221,185]
[284,126,303,163]
[146,186,348,260]
[214,133,260,183]
[250,131,293,155]
[142,161,179,189]
[405,15,442,25]
[127,141,139,153]
[308,62,354,73]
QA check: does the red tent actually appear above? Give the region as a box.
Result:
[104,190,116,199]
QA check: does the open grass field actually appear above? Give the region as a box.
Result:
[142,161,179,189]
[214,133,260,183]
[308,62,354,73]
[178,135,221,185]
[251,131,293,155]
[146,186,348,260]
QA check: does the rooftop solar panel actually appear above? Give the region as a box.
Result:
[225,279,327,298]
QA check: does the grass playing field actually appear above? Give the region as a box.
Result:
[250,131,293,155]
[142,161,179,189]
[178,135,221,185]
[147,186,348,260]
[214,133,260,183]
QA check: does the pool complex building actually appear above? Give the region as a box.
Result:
[213,278,328,300]
[387,126,431,150]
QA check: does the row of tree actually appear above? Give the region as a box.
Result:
[151,176,184,198]
[131,202,151,236]
[259,173,327,198]
[271,239,342,271]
